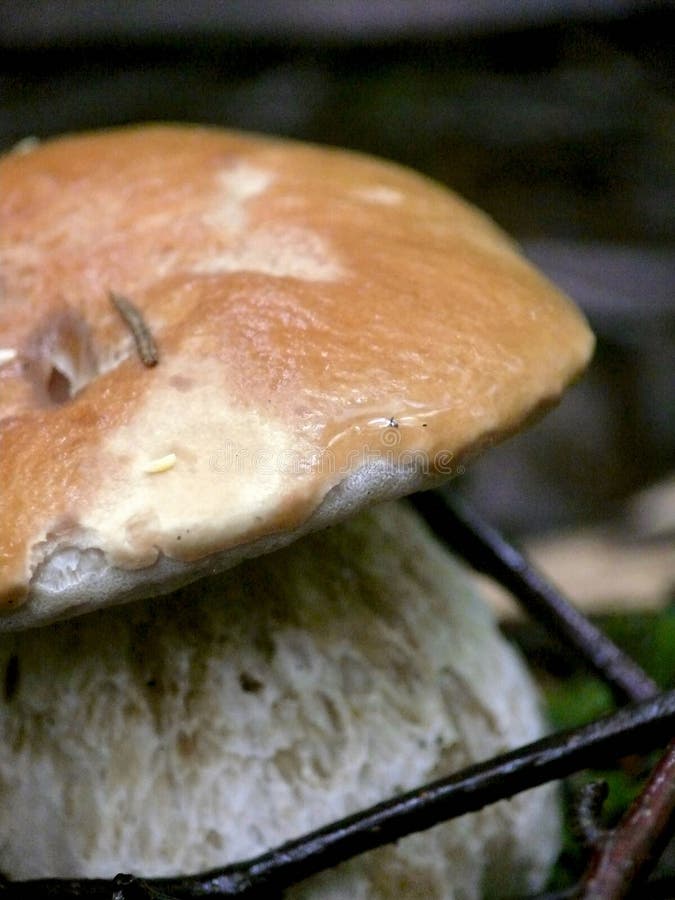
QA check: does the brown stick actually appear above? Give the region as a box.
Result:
[578,738,675,899]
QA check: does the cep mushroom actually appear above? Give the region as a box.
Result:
[0,125,594,895]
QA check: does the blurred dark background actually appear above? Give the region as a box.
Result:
[1,0,673,537]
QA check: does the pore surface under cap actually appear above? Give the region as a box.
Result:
[0,125,594,628]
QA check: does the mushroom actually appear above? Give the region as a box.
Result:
[0,125,594,894]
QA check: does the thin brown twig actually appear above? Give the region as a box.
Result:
[578,738,675,899]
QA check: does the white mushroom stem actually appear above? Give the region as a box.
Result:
[0,502,559,898]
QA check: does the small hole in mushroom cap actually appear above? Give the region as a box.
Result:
[46,366,72,404]
[25,308,98,408]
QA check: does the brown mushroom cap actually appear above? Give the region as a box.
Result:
[0,124,594,629]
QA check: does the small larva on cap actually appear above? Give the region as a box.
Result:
[143,453,177,474]
[0,349,18,366]
[109,291,159,367]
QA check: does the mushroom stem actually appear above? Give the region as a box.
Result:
[3,691,674,900]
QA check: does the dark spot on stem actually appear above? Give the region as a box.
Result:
[239,671,265,693]
[4,654,19,702]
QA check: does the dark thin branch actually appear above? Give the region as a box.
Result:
[578,738,675,899]
[410,490,659,704]
[3,692,674,900]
